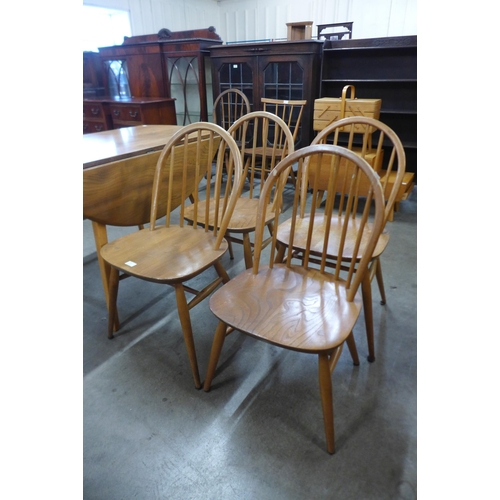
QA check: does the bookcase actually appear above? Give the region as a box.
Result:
[320,35,417,177]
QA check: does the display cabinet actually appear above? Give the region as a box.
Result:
[97,28,223,125]
[320,35,417,177]
[209,40,323,149]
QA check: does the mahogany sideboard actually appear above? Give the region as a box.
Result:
[83,96,177,134]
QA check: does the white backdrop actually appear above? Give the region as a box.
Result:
[83,0,416,43]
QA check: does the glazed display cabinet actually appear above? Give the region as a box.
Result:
[209,40,323,149]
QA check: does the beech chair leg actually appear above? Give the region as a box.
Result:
[204,320,228,392]
[107,267,120,339]
[174,284,202,390]
[242,233,253,269]
[361,273,376,362]
[318,352,335,454]
[374,257,387,305]
[227,238,234,260]
[345,332,360,366]
[274,242,286,263]
[213,260,230,284]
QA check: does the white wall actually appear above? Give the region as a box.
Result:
[83,0,416,43]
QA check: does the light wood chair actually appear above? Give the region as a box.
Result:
[261,97,307,149]
[100,122,243,389]
[203,111,294,269]
[213,88,251,130]
[276,116,406,362]
[260,98,307,185]
[203,144,386,454]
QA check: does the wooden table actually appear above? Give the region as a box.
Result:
[83,125,183,307]
[83,124,183,169]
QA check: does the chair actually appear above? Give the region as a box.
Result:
[212,88,251,187]
[100,122,243,389]
[213,88,251,130]
[261,98,306,149]
[203,144,386,454]
[260,98,307,185]
[275,116,406,362]
[185,111,294,270]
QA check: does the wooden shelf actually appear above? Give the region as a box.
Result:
[319,35,417,179]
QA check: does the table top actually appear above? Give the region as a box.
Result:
[83,125,183,169]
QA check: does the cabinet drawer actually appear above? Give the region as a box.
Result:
[109,105,143,123]
[83,120,109,134]
[83,103,105,120]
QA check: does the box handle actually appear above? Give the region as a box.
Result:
[340,85,356,119]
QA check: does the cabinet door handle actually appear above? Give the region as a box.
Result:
[94,124,103,132]
[245,47,268,52]
[129,110,138,118]
[113,109,121,116]
[91,107,100,115]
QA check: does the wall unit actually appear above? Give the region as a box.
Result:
[97,28,223,125]
[320,35,417,178]
[209,40,323,149]
[83,97,176,134]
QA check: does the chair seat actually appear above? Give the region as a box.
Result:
[100,225,228,283]
[184,197,275,234]
[276,214,390,261]
[249,146,285,158]
[209,264,362,353]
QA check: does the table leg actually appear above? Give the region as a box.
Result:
[91,221,119,332]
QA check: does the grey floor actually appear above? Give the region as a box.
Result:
[83,186,417,500]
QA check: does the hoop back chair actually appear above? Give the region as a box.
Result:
[213,88,251,131]
[185,111,294,270]
[100,122,243,389]
[276,116,406,362]
[203,144,385,454]
[260,98,307,185]
[261,97,307,149]
[223,110,294,269]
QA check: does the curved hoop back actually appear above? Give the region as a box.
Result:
[150,122,243,250]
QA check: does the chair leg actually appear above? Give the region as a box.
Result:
[204,320,228,392]
[345,332,360,366]
[318,352,335,454]
[316,190,324,208]
[274,242,286,263]
[361,273,376,362]
[213,260,230,284]
[107,267,120,339]
[227,238,234,260]
[374,257,387,305]
[242,233,253,269]
[174,284,202,390]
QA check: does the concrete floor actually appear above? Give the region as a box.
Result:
[83,186,417,499]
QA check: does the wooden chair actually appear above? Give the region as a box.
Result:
[203,144,386,454]
[261,97,307,149]
[187,111,294,270]
[276,116,406,362]
[100,122,243,389]
[260,98,307,185]
[212,88,251,186]
[213,88,251,130]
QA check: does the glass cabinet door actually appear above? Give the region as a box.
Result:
[216,61,254,108]
[263,61,304,100]
[166,56,203,125]
[103,59,131,98]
